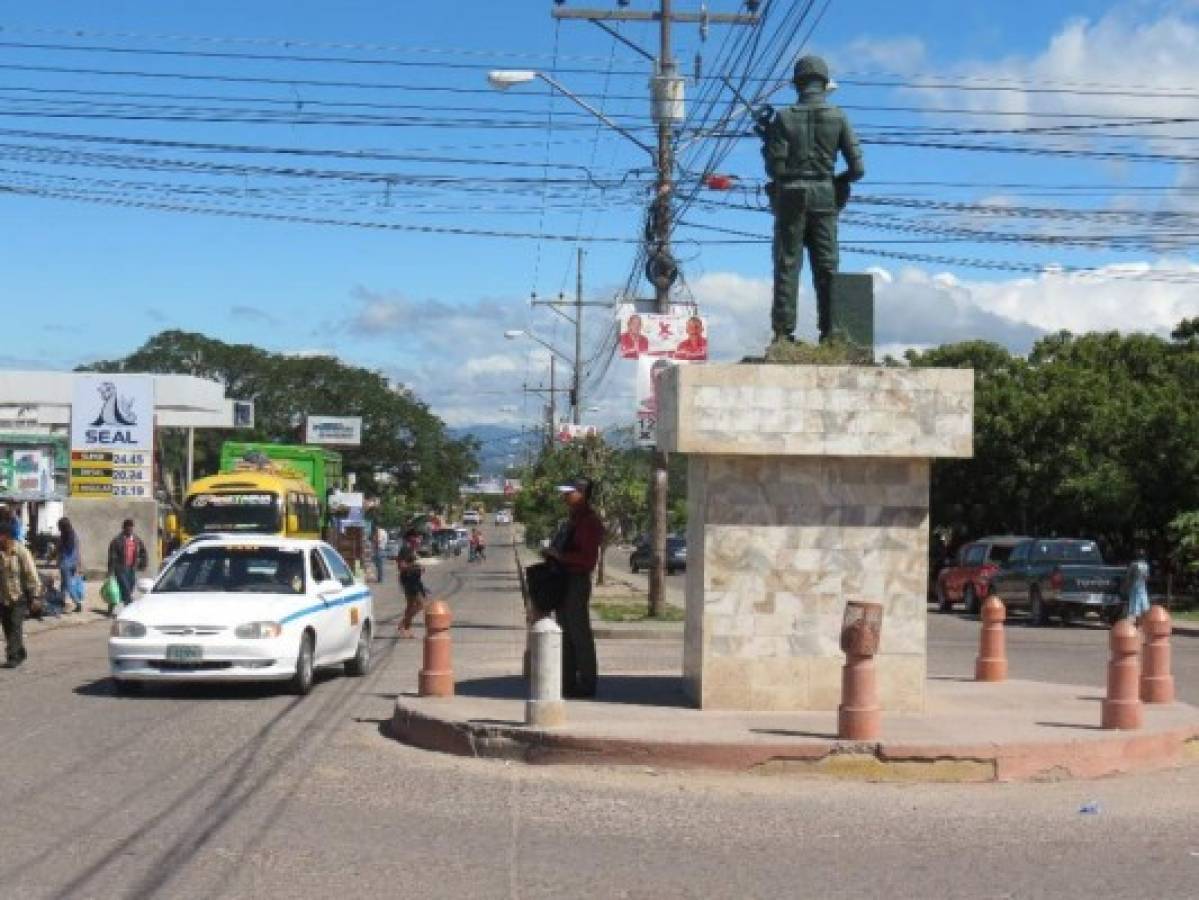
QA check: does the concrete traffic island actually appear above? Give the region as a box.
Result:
[390,678,1199,783]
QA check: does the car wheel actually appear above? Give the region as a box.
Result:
[113,678,143,696]
[290,632,315,695]
[345,624,372,677]
[1101,607,1123,627]
[1029,588,1049,627]
[963,586,980,616]
[936,583,952,613]
[1059,605,1078,627]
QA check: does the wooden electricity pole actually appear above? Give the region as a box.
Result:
[553,2,758,617]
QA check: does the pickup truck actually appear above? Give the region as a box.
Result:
[934,535,1030,614]
[986,538,1125,627]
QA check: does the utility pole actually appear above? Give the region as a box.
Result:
[530,249,608,426]
[574,246,583,425]
[552,2,757,618]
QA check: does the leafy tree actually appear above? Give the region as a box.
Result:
[81,330,476,509]
[910,323,1199,563]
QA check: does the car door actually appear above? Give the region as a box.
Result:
[993,541,1030,605]
[945,544,974,599]
[305,548,345,665]
[319,546,363,660]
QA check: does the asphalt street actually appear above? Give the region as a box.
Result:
[0,529,1197,899]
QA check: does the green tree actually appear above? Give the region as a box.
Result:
[82,330,476,509]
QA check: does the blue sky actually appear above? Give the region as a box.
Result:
[3,0,1198,427]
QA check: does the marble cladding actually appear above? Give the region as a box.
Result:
[657,364,974,459]
[683,454,932,712]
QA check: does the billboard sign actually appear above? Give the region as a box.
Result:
[617,304,708,361]
[555,423,600,444]
[69,376,155,499]
[635,357,687,448]
[305,415,363,446]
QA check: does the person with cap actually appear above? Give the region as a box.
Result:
[0,526,40,667]
[542,477,605,698]
[760,54,864,345]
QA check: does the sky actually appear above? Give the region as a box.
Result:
[3,0,1199,437]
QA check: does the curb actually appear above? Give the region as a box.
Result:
[591,623,683,641]
[391,700,1199,783]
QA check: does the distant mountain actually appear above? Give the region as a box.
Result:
[450,424,539,474]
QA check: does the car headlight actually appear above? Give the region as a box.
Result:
[234,621,283,639]
[110,620,146,638]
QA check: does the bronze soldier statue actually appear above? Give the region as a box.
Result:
[761,55,864,344]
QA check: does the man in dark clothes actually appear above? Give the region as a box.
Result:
[542,478,604,698]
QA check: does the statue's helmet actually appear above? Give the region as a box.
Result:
[793,55,830,85]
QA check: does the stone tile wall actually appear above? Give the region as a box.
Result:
[685,455,930,712]
[658,364,973,459]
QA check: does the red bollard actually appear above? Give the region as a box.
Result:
[418,599,455,697]
[974,595,1008,682]
[1140,605,1175,704]
[838,601,883,740]
[1100,618,1142,730]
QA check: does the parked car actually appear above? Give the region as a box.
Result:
[431,527,463,556]
[987,538,1125,626]
[935,535,1030,614]
[494,509,513,526]
[462,509,482,525]
[629,536,687,575]
[108,536,374,695]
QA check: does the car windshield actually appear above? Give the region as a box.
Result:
[989,545,1015,563]
[1031,541,1104,564]
[156,546,306,594]
[183,492,282,535]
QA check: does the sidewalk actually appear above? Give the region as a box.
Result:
[390,540,1199,783]
[25,578,115,637]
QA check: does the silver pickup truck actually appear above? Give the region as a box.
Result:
[986,538,1125,627]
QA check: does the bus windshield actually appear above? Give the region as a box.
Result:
[183,492,282,535]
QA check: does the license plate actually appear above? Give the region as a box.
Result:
[165,644,203,663]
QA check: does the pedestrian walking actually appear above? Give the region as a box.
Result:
[106,519,147,609]
[541,478,604,698]
[0,527,40,668]
[1123,549,1151,625]
[396,530,429,639]
[371,522,388,584]
[57,517,84,613]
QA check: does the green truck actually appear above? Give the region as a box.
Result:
[219,442,344,510]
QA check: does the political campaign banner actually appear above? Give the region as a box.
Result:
[616,304,708,361]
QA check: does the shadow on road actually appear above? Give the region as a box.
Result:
[454,674,690,707]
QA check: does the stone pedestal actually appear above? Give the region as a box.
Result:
[657,364,973,712]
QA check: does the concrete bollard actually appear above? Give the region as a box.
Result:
[838,601,883,740]
[526,617,566,727]
[974,596,1008,682]
[1140,605,1175,704]
[1101,618,1143,730]
[418,599,454,697]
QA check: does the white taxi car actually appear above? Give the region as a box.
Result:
[109,536,373,695]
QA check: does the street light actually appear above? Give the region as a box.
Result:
[505,329,580,426]
[486,69,654,157]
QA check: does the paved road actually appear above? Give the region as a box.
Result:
[1,531,1197,899]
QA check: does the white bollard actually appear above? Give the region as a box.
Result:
[526,617,566,727]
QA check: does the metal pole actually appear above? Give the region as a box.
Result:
[648,0,673,619]
[573,247,583,426]
[549,355,557,446]
[186,427,195,489]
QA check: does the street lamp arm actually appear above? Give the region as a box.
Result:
[506,330,573,365]
[535,72,656,158]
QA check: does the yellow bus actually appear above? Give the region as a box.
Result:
[175,469,323,542]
